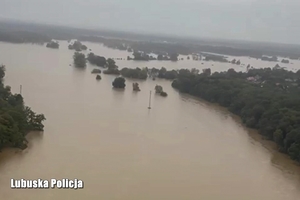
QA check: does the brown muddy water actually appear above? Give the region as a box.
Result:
[0,41,299,200]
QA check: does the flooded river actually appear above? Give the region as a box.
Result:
[0,41,300,200]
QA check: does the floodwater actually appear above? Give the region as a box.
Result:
[0,41,300,200]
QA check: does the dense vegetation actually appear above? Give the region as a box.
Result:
[170,66,300,161]
[120,68,148,79]
[112,77,126,89]
[132,83,141,91]
[73,52,86,68]
[46,41,59,49]
[127,52,156,61]
[261,56,278,62]
[88,53,149,78]
[126,52,179,61]
[0,66,46,150]
[155,85,168,97]
[91,69,102,74]
[1,21,300,59]
[282,59,290,64]
[150,67,200,80]
[231,59,241,65]
[87,53,106,67]
[203,54,228,63]
[0,29,50,44]
[103,59,120,75]
[68,41,87,51]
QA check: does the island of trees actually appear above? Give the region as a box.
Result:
[91,69,101,74]
[103,59,120,75]
[281,59,290,64]
[0,65,46,150]
[87,53,106,67]
[132,83,141,91]
[112,77,126,89]
[68,41,88,51]
[120,68,147,79]
[96,75,101,80]
[1,20,300,60]
[73,52,86,68]
[203,53,228,63]
[87,52,149,79]
[46,41,59,49]
[231,59,241,65]
[155,85,168,97]
[261,56,278,62]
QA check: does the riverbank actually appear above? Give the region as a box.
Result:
[0,66,46,151]
[171,67,300,163]
[178,92,300,174]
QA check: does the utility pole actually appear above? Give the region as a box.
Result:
[20,85,22,95]
[148,90,152,109]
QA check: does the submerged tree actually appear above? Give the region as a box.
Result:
[107,58,116,68]
[46,41,59,49]
[160,91,168,97]
[69,40,88,51]
[169,53,179,61]
[155,85,163,93]
[91,69,102,74]
[103,58,120,75]
[73,52,86,68]
[112,77,126,89]
[132,83,141,91]
[96,75,102,80]
[120,68,148,79]
[155,85,167,97]
[87,53,106,67]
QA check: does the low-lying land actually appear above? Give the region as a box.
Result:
[1,20,300,61]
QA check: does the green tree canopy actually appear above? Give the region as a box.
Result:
[112,77,126,89]
[73,52,86,68]
[0,66,46,150]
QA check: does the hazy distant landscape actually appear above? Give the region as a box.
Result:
[1,20,300,60]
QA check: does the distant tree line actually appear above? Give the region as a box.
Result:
[0,21,300,59]
[127,52,179,61]
[78,35,300,59]
[261,56,278,62]
[0,30,50,44]
[203,54,228,63]
[46,41,59,49]
[68,41,87,51]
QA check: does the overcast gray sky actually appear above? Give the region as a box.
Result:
[1,0,299,44]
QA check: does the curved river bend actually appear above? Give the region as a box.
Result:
[0,41,300,200]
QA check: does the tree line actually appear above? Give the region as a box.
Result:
[76,52,149,79]
[0,65,46,150]
[168,66,300,162]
